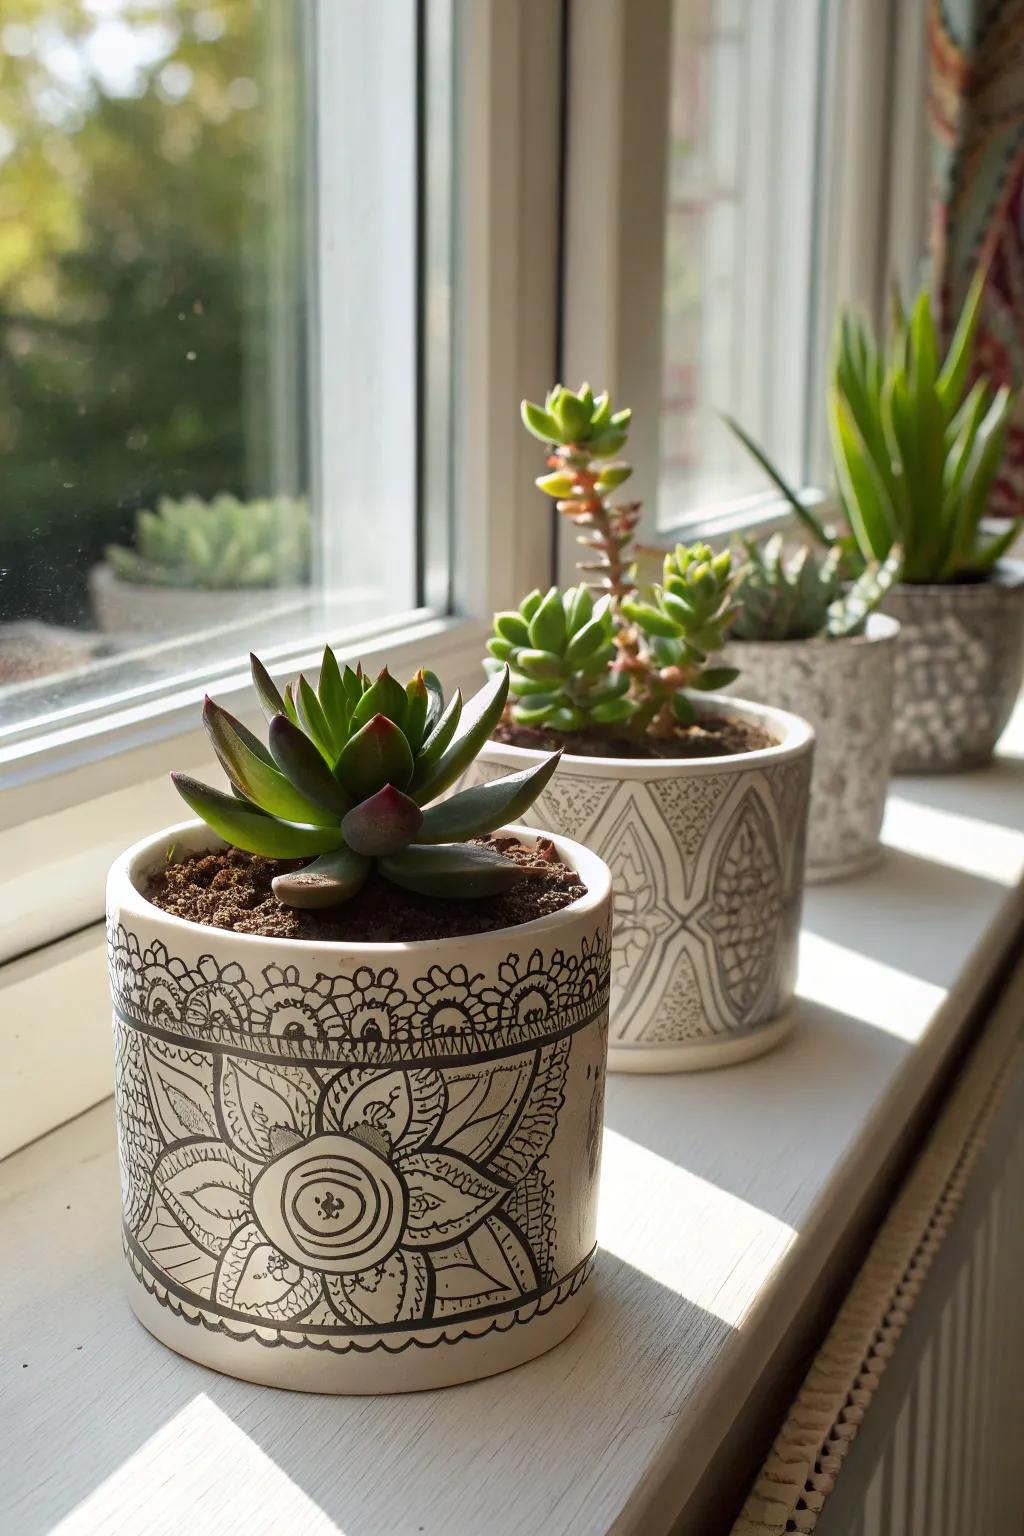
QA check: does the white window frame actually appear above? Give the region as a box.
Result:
[558,0,929,576]
[0,0,563,1151]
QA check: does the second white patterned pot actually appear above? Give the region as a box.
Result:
[465,696,813,1073]
[89,562,306,636]
[721,615,899,883]
[883,562,1024,772]
[107,819,612,1394]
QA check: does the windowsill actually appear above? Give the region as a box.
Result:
[3,707,1023,1536]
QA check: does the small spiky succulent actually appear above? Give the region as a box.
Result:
[107,494,310,590]
[731,535,903,641]
[493,384,741,738]
[172,652,560,909]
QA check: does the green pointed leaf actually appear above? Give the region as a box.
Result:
[317,645,348,753]
[342,785,423,856]
[621,600,680,639]
[411,687,462,788]
[271,847,371,909]
[404,672,429,753]
[586,429,627,458]
[250,653,287,722]
[415,752,561,843]
[722,413,834,547]
[521,399,561,443]
[589,391,611,431]
[203,699,337,826]
[421,669,446,735]
[412,667,510,804]
[171,774,344,858]
[268,714,352,816]
[690,667,740,692]
[350,667,408,733]
[336,715,414,799]
[294,675,333,760]
[380,842,532,898]
[282,680,300,727]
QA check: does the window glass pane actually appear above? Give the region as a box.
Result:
[657,0,826,529]
[0,0,441,743]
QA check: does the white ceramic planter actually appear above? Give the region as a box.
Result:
[883,563,1024,772]
[722,615,899,883]
[107,820,612,1394]
[463,696,813,1073]
[89,562,306,636]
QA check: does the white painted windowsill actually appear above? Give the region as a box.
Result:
[3,708,1023,1536]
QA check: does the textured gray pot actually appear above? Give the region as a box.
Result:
[722,614,899,883]
[882,562,1024,772]
[466,696,813,1073]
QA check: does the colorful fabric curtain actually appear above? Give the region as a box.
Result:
[929,0,1024,516]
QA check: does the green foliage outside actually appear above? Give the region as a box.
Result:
[0,0,306,623]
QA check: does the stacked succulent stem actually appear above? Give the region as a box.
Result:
[489,385,739,738]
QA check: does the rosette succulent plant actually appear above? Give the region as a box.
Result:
[730,533,902,641]
[488,384,741,738]
[107,493,310,590]
[828,274,1018,583]
[172,651,560,909]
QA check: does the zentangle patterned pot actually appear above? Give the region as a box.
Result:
[722,615,899,883]
[465,696,813,1073]
[882,562,1024,773]
[107,820,612,1394]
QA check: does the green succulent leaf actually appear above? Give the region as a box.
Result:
[317,645,348,753]
[203,699,339,826]
[267,714,352,816]
[271,847,371,909]
[250,653,288,722]
[415,751,561,843]
[350,667,408,733]
[410,687,463,788]
[421,669,446,735]
[528,586,568,652]
[521,399,561,443]
[341,785,424,856]
[171,774,344,858]
[514,648,566,680]
[412,667,510,804]
[494,610,532,646]
[380,842,532,898]
[336,714,414,799]
[621,600,680,639]
[404,671,430,753]
[294,675,335,761]
[689,667,740,692]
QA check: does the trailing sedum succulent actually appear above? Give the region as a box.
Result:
[494,384,741,739]
[829,274,1018,583]
[107,494,310,590]
[172,652,560,909]
[730,534,902,641]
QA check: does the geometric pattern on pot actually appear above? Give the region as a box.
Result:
[884,566,1024,772]
[107,922,611,1066]
[113,968,607,1352]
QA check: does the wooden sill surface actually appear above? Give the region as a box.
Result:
[2,709,1023,1536]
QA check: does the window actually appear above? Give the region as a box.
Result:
[0,0,435,745]
[657,0,829,530]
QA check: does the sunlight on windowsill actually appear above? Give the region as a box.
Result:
[882,796,1024,885]
[51,1394,340,1535]
[598,1129,796,1326]
[797,932,946,1042]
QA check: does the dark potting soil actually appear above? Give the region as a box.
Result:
[145,835,586,943]
[492,712,776,760]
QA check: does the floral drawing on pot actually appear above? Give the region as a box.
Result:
[819,274,1024,772]
[89,493,311,636]
[718,417,902,882]
[107,649,613,1393]
[460,385,814,1073]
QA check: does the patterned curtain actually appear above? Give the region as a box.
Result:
[929,0,1024,517]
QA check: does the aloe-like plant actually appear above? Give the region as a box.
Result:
[730,534,902,641]
[172,652,560,908]
[107,494,310,590]
[828,274,1018,583]
[488,385,740,738]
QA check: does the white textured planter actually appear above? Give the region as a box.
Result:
[463,696,813,1073]
[107,820,612,1394]
[89,562,306,636]
[883,563,1024,773]
[722,615,899,883]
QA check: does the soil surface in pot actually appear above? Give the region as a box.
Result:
[492,712,775,759]
[145,835,586,942]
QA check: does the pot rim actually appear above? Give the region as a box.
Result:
[479,690,814,773]
[890,558,1024,595]
[109,817,612,958]
[729,611,900,650]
